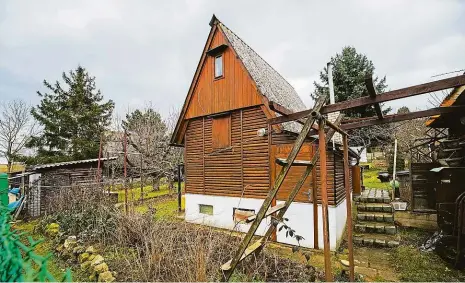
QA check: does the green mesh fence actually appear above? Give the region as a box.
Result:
[0,206,72,282]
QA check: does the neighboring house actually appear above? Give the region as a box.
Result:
[417,80,465,266]
[171,15,358,250]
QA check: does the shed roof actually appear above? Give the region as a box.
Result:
[32,157,117,171]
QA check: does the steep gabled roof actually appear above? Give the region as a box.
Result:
[170,15,307,145]
[219,23,306,114]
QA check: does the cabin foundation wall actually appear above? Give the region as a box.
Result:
[184,193,348,250]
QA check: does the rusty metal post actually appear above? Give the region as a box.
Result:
[140,153,144,204]
[343,135,355,281]
[123,131,128,214]
[96,134,103,183]
[318,118,332,282]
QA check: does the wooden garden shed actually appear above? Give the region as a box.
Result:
[171,15,358,250]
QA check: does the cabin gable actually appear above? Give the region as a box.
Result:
[185,28,263,120]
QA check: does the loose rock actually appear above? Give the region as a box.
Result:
[91,255,105,266]
[98,271,115,282]
[94,262,109,274]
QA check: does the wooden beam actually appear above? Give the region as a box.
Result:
[269,74,465,125]
[343,135,355,281]
[269,101,319,130]
[341,105,465,130]
[365,73,383,119]
[221,95,327,281]
[318,118,333,282]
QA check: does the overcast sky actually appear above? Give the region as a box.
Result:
[1,0,464,119]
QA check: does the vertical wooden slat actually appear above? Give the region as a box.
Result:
[343,135,355,281]
[312,143,319,249]
[318,119,332,282]
[203,117,206,194]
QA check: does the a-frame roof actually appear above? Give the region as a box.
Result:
[171,15,306,145]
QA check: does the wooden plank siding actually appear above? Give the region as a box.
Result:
[185,106,270,199]
[185,27,263,120]
[185,105,349,206]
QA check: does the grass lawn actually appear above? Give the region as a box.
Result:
[116,182,184,202]
[133,195,184,220]
[390,228,465,282]
[360,162,392,190]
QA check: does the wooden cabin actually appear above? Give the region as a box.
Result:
[171,15,358,250]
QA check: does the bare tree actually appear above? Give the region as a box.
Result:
[0,100,38,172]
[105,103,183,191]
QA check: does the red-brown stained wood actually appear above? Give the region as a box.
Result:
[212,114,231,149]
[185,29,263,120]
[185,106,269,198]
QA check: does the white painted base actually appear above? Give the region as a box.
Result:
[184,193,348,250]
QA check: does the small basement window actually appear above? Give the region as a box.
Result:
[199,204,213,215]
[212,114,231,149]
[214,54,223,78]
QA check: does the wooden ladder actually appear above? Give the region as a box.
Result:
[221,95,343,281]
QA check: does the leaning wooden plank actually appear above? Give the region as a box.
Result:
[220,94,327,282]
[221,239,264,271]
[275,158,312,166]
[246,203,286,223]
[365,73,383,120]
[260,114,344,247]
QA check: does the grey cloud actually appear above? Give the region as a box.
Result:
[1,0,464,118]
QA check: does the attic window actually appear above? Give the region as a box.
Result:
[214,55,223,78]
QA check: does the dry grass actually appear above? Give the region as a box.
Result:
[39,182,317,282]
[104,212,317,282]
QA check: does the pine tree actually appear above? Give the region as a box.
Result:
[311,46,391,118]
[28,66,114,163]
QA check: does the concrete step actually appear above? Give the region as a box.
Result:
[355,188,391,204]
[357,203,393,213]
[355,222,397,235]
[357,212,394,223]
[353,233,400,248]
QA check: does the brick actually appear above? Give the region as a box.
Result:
[375,225,385,233]
[387,240,400,247]
[383,198,391,203]
[355,224,366,232]
[366,224,376,233]
[366,214,374,221]
[375,214,384,222]
[357,214,366,221]
[363,238,374,245]
[374,239,386,246]
[385,226,397,235]
[382,206,392,213]
[354,237,363,245]
[384,215,394,222]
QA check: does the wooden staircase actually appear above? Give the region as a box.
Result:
[220,95,353,281]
